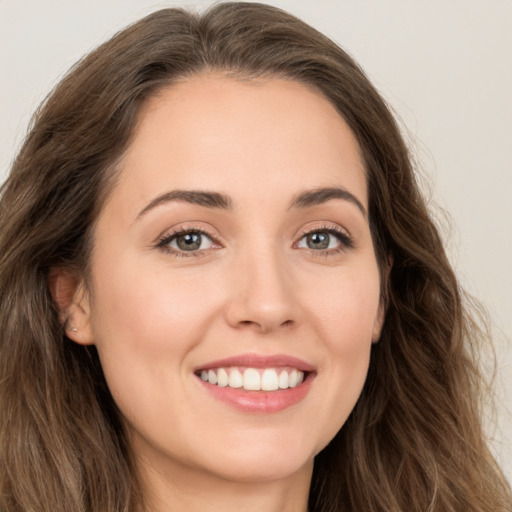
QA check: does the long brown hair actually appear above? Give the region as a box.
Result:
[0,3,510,511]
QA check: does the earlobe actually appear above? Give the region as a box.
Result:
[371,303,386,343]
[48,267,95,346]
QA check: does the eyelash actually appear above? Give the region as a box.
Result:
[295,225,354,256]
[155,225,354,258]
[156,227,219,258]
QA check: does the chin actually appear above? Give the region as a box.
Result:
[201,451,315,484]
[187,428,322,484]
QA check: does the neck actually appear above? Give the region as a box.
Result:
[134,455,313,512]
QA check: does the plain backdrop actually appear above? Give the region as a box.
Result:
[1,0,511,483]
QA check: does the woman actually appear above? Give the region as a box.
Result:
[0,3,510,511]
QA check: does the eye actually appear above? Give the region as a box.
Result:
[296,228,353,252]
[157,229,216,254]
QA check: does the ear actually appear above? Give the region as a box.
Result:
[372,255,393,343]
[371,302,386,343]
[48,267,95,345]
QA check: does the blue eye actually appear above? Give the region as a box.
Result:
[160,230,214,252]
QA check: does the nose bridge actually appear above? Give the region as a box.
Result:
[225,238,298,332]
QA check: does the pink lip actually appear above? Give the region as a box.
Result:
[195,353,316,414]
[194,353,315,372]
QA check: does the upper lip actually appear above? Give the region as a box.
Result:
[194,353,315,372]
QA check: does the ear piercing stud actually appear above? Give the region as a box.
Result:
[70,327,78,333]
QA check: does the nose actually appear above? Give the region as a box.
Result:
[224,249,299,334]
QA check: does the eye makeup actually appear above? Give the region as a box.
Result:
[155,226,222,258]
[155,221,354,259]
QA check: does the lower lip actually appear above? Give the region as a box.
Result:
[197,374,314,413]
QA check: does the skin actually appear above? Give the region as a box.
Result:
[59,75,384,512]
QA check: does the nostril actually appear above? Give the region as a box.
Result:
[236,318,295,331]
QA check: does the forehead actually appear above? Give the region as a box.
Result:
[109,75,367,214]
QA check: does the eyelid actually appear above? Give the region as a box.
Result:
[154,221,354,257]
[155,223,223,256]
[295,221,352,240]
[294,222,354,251]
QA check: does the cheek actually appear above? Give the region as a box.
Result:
[319,287,376,384]
[87,260,221,402]
[311,263,381,349]
[330,280,379,384]
[87,267,224,440]
[304,265,379,442]
[90,259,219,351]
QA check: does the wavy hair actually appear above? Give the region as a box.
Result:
[0,3,510,511]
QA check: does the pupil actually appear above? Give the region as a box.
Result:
[308,232,329,250]
[177,233,201,251]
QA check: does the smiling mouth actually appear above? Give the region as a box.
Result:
[196,367,306,391]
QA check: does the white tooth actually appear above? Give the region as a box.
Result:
[201,370,208,382]
[296,371,304,385]
[217,368,229,387]
[289,369,298,388]
[228,369,243,388]
[261,369,279,391]
[207,369,218,385]
[278,370,289,389]
[243,368,261,391]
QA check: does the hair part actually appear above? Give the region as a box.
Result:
[0,3,510,511]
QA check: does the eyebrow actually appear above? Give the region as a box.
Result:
[137,190,233,218]
[289,187,367,217]
[136,186,366,219]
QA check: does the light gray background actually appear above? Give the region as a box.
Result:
[1,0,510,483]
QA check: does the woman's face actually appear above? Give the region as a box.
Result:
[71,75,383,486]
